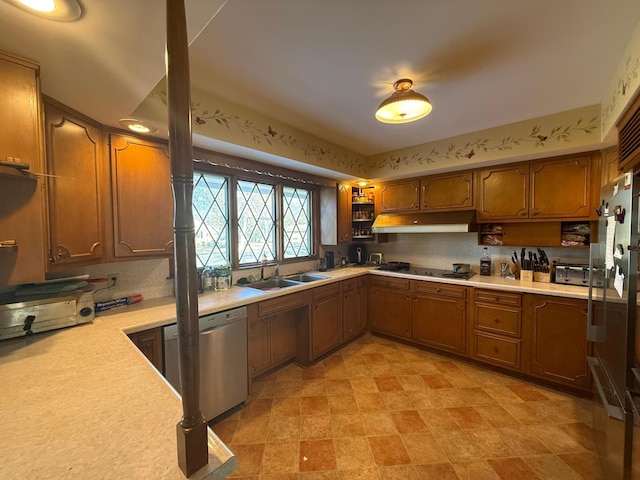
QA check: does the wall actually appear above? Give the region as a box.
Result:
[344,233,589,275]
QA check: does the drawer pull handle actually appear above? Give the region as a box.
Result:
[493,347,499,353]
[493,318,500,323]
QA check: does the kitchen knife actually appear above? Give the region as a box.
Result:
[521,248,525,267]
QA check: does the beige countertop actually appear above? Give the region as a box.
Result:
[0,265,589,479]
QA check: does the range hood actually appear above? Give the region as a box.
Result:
[371,210,477,234]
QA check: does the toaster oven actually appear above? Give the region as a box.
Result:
[554,263,605,288]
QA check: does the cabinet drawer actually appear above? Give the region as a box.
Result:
[474,288,521,307]
[412,281,467,299]
[258,292,308,317]
[475,304,521,337]
[312,282,341,300]
[474,333,521,369]
[370,276,410,290]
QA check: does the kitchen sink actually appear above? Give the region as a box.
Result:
[247,278,301,291]
[284,273,329,283]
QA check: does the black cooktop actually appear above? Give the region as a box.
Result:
[378,266,476,280]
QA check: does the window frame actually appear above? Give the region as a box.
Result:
[193,162,319,269]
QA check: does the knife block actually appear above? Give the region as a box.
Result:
[520,270,534,283]
[533,272,551,283]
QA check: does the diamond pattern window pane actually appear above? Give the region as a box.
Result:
[237,180,275,264]
[193,173,230,268]
[283,186,312,259]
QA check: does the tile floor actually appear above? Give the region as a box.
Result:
[211,333,603,479]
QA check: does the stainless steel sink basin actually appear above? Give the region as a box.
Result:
[247,278,301,291]
[284,273,329,283]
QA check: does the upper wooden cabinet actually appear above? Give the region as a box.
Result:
[420,171,474,211]
[0,50,45,286]
[476,163,529,221]
[44,100,104,269]
[336,183,352,244]
[617,92,640,172]
[109,134,174,259]
[379,179,420,213]
[601,147,620,186]
[477,153,598,222]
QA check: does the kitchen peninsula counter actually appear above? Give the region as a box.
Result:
[0,264,589,479]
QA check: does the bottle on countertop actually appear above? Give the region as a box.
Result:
[480,247,492,276]
[202,266,214,290]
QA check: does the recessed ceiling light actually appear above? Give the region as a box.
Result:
[4,0,82,21]
[119,118,159,134]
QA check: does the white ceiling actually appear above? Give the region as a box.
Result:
[0,0,639,162]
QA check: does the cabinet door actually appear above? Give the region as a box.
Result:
[337,183,352,244]
[524,295,591,389]
[310,293,343,359]
[529,155,593,219]
[109,134,174,258]
[44,102,104,268]
[412,294,467,354]
[129,327,163,372]
[601,147,619,187]
[0,52,45,286]
[420,172,474,211]
[270,311,297,366]
[369,286,412,339]
[0,52,42,167]
[379,180,420,212]
[477,165,529,221]
[342,281,359,342]
[357,277,369,333]
[248,316,270,377]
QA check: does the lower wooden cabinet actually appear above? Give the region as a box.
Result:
[342,277,368,342]
[411,282,467,354]
[369,277,412,339]
[248,303,299,378]
[471,289,523,371]
[128,327,163,372]
[523,294,591,389]
[310,283,343,360]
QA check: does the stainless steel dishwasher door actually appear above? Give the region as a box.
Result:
[163,306,248,421]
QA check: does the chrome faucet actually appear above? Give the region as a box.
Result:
[274,264,280,278]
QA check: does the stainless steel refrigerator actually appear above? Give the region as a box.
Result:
[589,171,640,479]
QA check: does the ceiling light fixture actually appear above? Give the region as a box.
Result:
[4,0,82,21]
[375,78,432,124]
[356,180,370,187]
[119,118,158,134]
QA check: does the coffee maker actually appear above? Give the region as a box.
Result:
[348,244,368,265]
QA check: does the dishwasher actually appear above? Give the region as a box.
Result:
[163,306,248,421]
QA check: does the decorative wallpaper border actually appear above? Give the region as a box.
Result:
[368,115,600,172]
[148,90,366,175]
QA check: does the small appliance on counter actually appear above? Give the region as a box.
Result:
[0,290,95,340]
[348,243,368,265]
[325,251,335,269]
[554,263,605,287]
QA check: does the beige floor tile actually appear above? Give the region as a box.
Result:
[301,396,330,416]
[271,396,301,417]
[431,389,471,408]
[464,428,516,458]
[401,431,448,464]
[337,467,378,479]
[381,391,415,410]
[415,463,460,479]
[482,385,525,404]
[421,373,454,389]
[232,417,270,444]
[558,452,605,480]
[261,441,299,474]
[528,424,586,453]
[507,383,550,402]
[361,411,399,435]
[302,365,325,380]
[368,435,411,466]
[495,426,551,455]
[452,460,501,480]
[474,404,520,428]
[377,464,419,479]
[326,379,353,395]
[411,361,441,375]
[328,394,358,414]
[331,413,365,437]
[363,353,387,364]
[334,436,375,470]
[500,400,549,425]
[446,407,492,429]
[300,379,328,397]
[435,430,484,463]
[350,377,380,393]
[458,387,497,406]
[374,376,404,392]
[419,408,460,432]
[407,390,436,409]
[487,457,541,479]
[523,454,583,480]
[227,443,264,477]
[435,360,462,373]
[300,473,336,480]
[390,410,428,434]
[396,374,427,391]
[241,398,273,419]
[267,415,300,442]
[354,392,387,412]
[557,422,597,451]
[300,415,332,440]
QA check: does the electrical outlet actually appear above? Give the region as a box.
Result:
[108,273,119,286]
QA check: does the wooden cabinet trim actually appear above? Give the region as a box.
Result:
[474,288,521,307]
[412,280,467,298]
[311,282,341,300]
[258,291,307,317]
[473,332,521,369]
[370,276,410,290]
[379,180,420,213]
[475,304,521,337]
[420,171,474,211]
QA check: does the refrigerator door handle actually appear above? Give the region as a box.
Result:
[588,357,624,420]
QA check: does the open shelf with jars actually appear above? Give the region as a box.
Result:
[351,186,376,240]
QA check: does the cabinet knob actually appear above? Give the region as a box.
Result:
[493,318,500,323]
[531,210,540,216]
[519,211,527,217]
[436,287,441,292]
[493,347,499,353]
